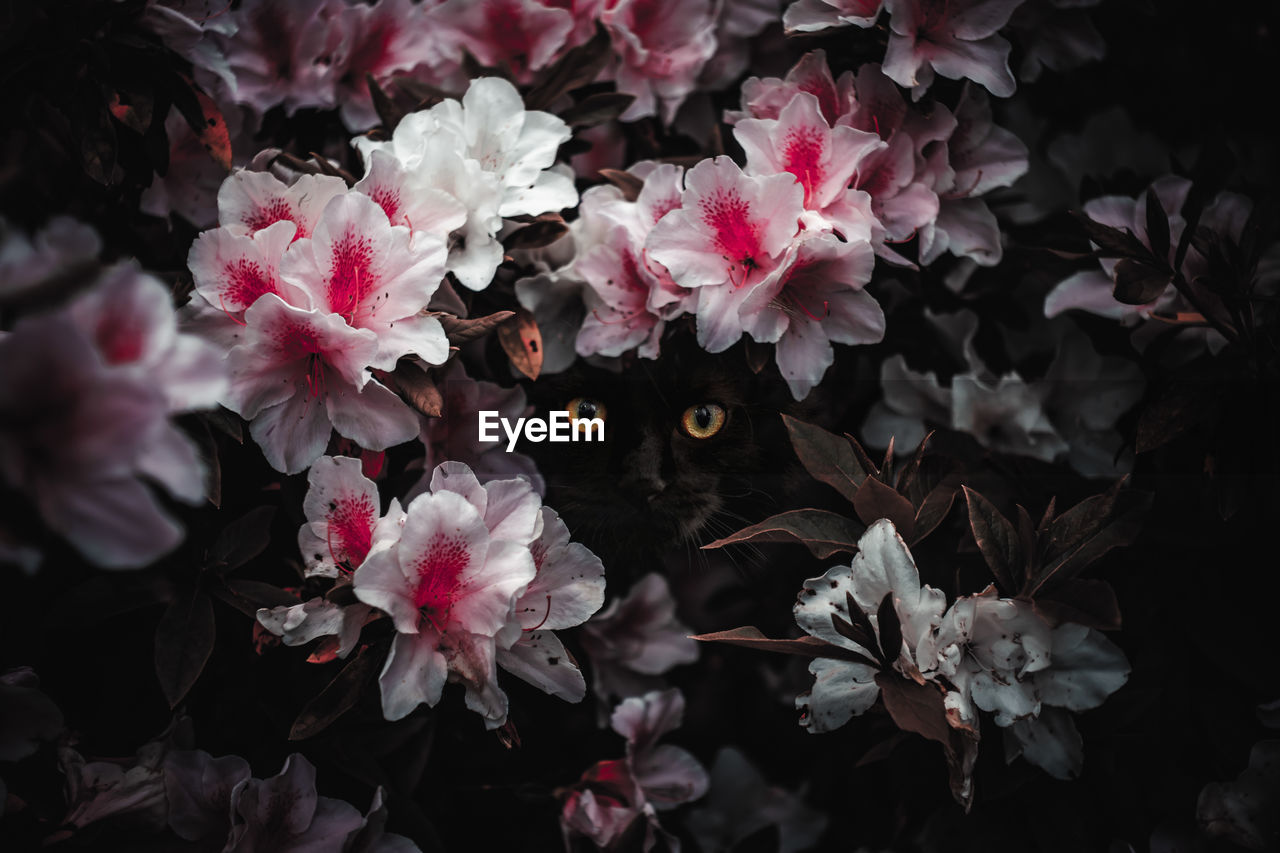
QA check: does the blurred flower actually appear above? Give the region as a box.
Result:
[882,0,1024,98]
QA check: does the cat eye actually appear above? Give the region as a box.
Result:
[680,403,727,439]
[566,397,607,427]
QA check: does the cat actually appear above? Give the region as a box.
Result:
[522,332,815,580]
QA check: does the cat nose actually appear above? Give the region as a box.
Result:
[619,470,667,503]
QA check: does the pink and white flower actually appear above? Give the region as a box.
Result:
[434,0,575,82]
[882,0,1025,98]
[222,294,418,474]
[647,156,805,351]
[740,234,883,400]
[602,0,720,124]
[352,462,543,724]
[783,0,883,32]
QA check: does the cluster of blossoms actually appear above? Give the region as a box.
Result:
[258,456,606,729]
[518,49,1027,400]
[185,77,573,473]
[864,310,1145,477]
[152,0,779,131]
[795,519,1129,782]
[0,219,226,569]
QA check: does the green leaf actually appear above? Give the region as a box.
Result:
[701,509,864,559]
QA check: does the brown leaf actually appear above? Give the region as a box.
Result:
[391,361,443,417]
[877,675,979,811]
[962,486,1020,594]
[700,508,864,559]
[781,414,868,503]
[1033,579,1122,631]
[191,89,232,172]
[559,92,635,128]
[497,308,543,380]
[598,168,644,202]
[910,484,956,546]
[433,309,515,345]
[524,27,612,110]
[852,476,916,539]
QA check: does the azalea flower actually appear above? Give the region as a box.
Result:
[560,689,709,851]
[215,168,349,242]
[602,0,720,124]
[0,216,100,299]
[222,294,419,474]
[434,0,575,82]
[882,0,1024,98]
[793,519,948,732]
[783,0,883,32]
[225,754,366,851]
[740,233,884,400]
[581,573,700,712]
[647,156,805,351]
[354,77,576,291]
[352,462,542,724]
[215,0,344,116]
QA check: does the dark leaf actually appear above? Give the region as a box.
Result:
[497,308,543,380]
[910,485,956,546]
[895,432,933,497]
[1113,258,1172,305]
[209,506,276,572]
[701,509,864,559]
[503,216,569,251]
[559,92,635,128]
[830,612,878,662]
[876,593,903,665]
[524,27,612,110]
[154,585,215,708]
[204,406,243,443]
[598,168,643,202]
[1070,211,1149,260]
[691,626,877,667]
[781,414,868,503]
[962,487,1021,594]
[429,277,469,315]
[1135,378,1220,453]
[1144,189,1171,261]
[289,645,381,740]
[366,73,406,132]
[853,476,916,539]
[391,361,444,418]
[1034,579,1122,631]
[189,417,221,509]
[1031,482,1150,595]
[1016,505,1039,579]
[50,575,173,630]
[223,579,303,611]
[876,676,978,811]
[856,731,909,766]
[308,151,357,187]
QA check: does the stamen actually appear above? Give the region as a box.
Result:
[218,293,248,327]
[523,595,553,632]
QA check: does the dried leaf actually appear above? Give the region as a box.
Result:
[962,487,1020,594]
[432,309,514,346]
[781,415,868,503]
[701,509,864,559]
[497,308,543,380]
[191,89,232,172]
[391,361,443,417]
[289,645,381,740]
[154,585,215,708]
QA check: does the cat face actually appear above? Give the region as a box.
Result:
[525,339,793,573]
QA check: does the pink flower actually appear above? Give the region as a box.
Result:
[646,156,804,351]
[0,217,99,300]
[495,505,607,703]
[728,48,857,127]
[783,0,883,32]
[278,192,449,370]
[733,91,885,240]
[352,462,542,723]
[741,234,884,400]
[225,754,365,852]
[218,0,345,116]
[215,169,348,241]
[561,689,709,851]
[223,294,419,474]
[581,573,699,711]
[353,150,468,239]
[882,0,1024,98]
[434,0,575,82]
[602,0,720,123]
